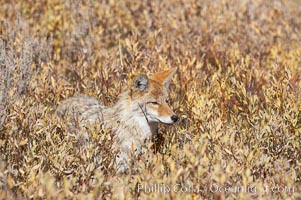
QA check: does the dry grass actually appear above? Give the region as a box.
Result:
[0,0,301,199]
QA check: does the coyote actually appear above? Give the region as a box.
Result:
[55,68,178,173]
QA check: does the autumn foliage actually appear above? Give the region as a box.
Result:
[0,0,301,199]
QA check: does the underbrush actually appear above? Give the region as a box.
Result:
[0,0,301,199]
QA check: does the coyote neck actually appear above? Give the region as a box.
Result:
[103,92,157,141]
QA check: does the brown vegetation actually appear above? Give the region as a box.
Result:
[0,0,301,199]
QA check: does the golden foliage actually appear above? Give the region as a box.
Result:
[0,0,301,199]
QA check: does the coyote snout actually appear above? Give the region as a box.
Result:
[145,99,178,124]
[56,68,178,173]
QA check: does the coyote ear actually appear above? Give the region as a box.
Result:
[150,68,177,87]
[134,74,149,91]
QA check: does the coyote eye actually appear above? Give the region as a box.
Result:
[150,101,159,105]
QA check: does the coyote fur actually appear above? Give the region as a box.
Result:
[55,68,178,173]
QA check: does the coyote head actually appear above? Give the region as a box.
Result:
[131,68,178,125]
